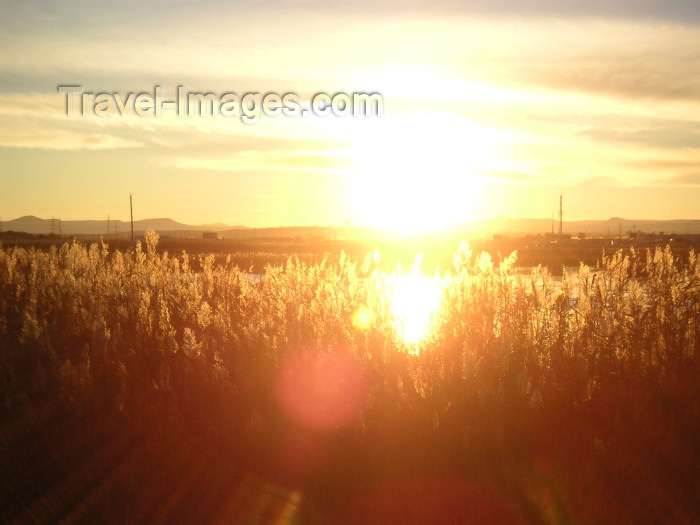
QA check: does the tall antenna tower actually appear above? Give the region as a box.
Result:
[559,194,563,238]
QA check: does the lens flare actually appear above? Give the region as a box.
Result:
[352,304,375,331]
[276,350,368,431]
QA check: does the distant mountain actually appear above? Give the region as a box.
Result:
[1,216,242,235]
[563,217,700,236]
[3,215,48,233]
[451,217,700,236]
[2,215,700,237]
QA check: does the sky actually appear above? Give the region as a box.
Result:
[1,0,700,230]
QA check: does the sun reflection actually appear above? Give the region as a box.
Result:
[389,256,443,347]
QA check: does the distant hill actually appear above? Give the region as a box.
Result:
[453,217,700,236]
[569,217,699,236]
[2,215,700,238]
[1,216,244,236]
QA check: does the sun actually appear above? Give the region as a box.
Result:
[348,112,494,233]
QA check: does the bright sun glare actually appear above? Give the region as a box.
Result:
[348,112,495,233]
[390,273,443,346]
[351,255,444,347]
[388,255,444,346]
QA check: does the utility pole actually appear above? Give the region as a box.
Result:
[130,194,135,248]
[559,194,563,238]
[551,210,554,236]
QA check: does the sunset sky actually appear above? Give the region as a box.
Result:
[2,0,700,230]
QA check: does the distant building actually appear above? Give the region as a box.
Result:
[202,231,218,240]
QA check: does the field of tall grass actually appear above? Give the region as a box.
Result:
[1,230,699,523]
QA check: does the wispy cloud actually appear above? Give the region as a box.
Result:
[520,53,700,102]
[579,120,700,150]
[167,151,352,173]
[627,159,700,170]
[0,91,348,155]
[0,127,143,150]
[667,173,700,186]
[9,0,700,24]
[479,170,548,186]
